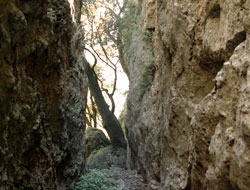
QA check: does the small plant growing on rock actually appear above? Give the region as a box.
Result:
[75,169,116,190]
[138,29,154,42]
[138,62,156,101]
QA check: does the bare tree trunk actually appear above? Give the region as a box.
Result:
[83,57,127,148]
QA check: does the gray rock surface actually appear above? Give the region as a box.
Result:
[87,146,126,170]
[102,166,149,190]
[0,0,87,189]
[125,0,250,189]
[85,127,110,158]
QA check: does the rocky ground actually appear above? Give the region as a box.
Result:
[86,146,151,190]
[85,127,151,190]
[101,167,150,190]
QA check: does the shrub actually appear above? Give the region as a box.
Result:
[75,169,116,190]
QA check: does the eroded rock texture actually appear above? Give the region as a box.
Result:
[126,0,250,189]
[0,0,87,189]
[85,127,110,159]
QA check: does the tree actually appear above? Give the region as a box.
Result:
[84,46,118,129]
[82,0,138,79]
[86,91,99,128]
[81,0,137,148]
[82,55,127,148]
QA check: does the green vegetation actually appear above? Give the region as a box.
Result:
[81,0,133,148]
[138,29,153,42]
[138,62,156,101]
[82,0,138,78]
[120,0,139,72]
[75,169,116,190]
[137,27,156,101]
[139,28,155,58]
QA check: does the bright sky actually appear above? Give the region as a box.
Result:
[69,0,129,134]
[85,50,129,118]
[113,67,129,117]
[85,50,129,138]
[68,0,76,22]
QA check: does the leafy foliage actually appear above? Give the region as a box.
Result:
[81,0,137,128]
[120,0,139,61]
[75,169,116,190]
[81,0,138,76]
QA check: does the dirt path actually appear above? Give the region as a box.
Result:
[101,167,149,190]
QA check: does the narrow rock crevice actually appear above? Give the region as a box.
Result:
[1,0,250,190]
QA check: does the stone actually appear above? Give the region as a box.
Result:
[125,0,250,189]
[87,146,126,170]
[85,127,110,159]
[0,0,87,189]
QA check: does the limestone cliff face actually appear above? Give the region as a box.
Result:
[126,0,250,189]
[0,0,87,189]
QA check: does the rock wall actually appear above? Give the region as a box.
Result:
[0,0,87,189]
[125,0,250,189]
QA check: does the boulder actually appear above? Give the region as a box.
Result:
[85,127,110,159]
